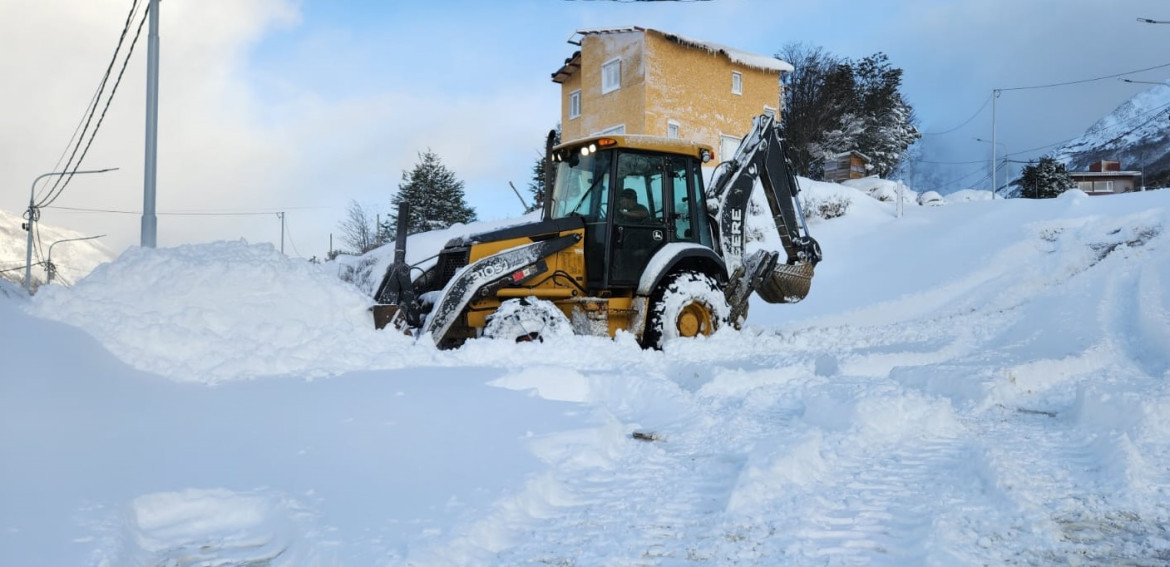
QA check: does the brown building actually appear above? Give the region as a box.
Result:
[551,27,792,164]
[823,151,872,182]
[1069,160,1141,196]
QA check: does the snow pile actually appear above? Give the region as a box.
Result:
[116,488,317,565]
[842,176,918,205]
[29,240,402,383]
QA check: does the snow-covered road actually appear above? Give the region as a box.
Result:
[3,186,1169,565]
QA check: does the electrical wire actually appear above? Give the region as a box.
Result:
[45,206,301,216]
[920,94,992,136]
[40,0,141,205]
[39,2,148,209]
[999,61,1170,92]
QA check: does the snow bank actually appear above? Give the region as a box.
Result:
[29,241,404,383]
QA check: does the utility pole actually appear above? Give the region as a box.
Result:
[277,212,286,254]
[141,0,160,247]
[991,89,999,199]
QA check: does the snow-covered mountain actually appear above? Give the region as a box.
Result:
[1052,80,1170,186]
[0,208,115,289]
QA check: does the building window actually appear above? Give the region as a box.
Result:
[731,71,743,95]
[602,58,621,94]
[667,120,680,138]
[763,106,776,120]
[569,90,581,119]
[720,134,741,162]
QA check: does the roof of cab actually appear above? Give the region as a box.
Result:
[554,134,713,159]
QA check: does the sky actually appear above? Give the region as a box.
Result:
[2,0,1169,260]
[3,180,1169,564]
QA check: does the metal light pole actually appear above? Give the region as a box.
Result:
[24,168,118,293]
[46,234,106,284]
[975,135,1005,198]
[141,0,160,248]
[1121,78,1168,86]
[990,89,1000,199]
[277,212,285,254]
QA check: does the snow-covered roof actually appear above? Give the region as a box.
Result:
[1069,170,1141,177]
[827,150,873,162]
[572,27,794,74]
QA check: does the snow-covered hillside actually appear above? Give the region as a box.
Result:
[0,208,115,289]
[2,184,1169,566]
[1053,80,1170,184]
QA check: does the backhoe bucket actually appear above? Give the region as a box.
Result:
[756,262,815,304]
[372,304,402,331]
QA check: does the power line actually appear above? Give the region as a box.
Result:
[39,4,148,209]
[920,94,992,136]
[917,158,989,165]
[40,0,143,207]
[999,61,1170,92]
[45,205,324,216]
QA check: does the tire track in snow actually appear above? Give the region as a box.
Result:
[490,418,756,565]
[972,406,1170,565]
[1101,252,1170,379]
[719,423,1014,566]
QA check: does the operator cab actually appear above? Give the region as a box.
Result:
[549,135,715,289]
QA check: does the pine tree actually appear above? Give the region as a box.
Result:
[387,150,477,235]
[1017,157,1077,199]
[527,126,561,213]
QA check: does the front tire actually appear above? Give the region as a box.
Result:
[641,271,730,349]
[483,297,572,343]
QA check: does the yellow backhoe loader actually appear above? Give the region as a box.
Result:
[372,114,822,348]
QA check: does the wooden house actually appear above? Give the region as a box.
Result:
[822,151,872,182]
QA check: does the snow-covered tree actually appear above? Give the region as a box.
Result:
[777,43,857,178]
[387,150,477,235]
[852,53,921,178]
[1016,157,1077,199]
[777,45,920,179]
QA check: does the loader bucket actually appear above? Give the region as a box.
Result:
[756,262,815,304]
[372,304,401,331]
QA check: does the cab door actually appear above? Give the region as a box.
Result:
[608,152,669,286]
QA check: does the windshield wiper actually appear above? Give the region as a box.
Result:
[567,174,606,216]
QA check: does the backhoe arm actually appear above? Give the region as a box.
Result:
[707,115,822,320]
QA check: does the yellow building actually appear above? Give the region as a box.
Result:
[551,27,792,164]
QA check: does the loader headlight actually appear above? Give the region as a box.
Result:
[581,146,591,157]
[700,148,712,163]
